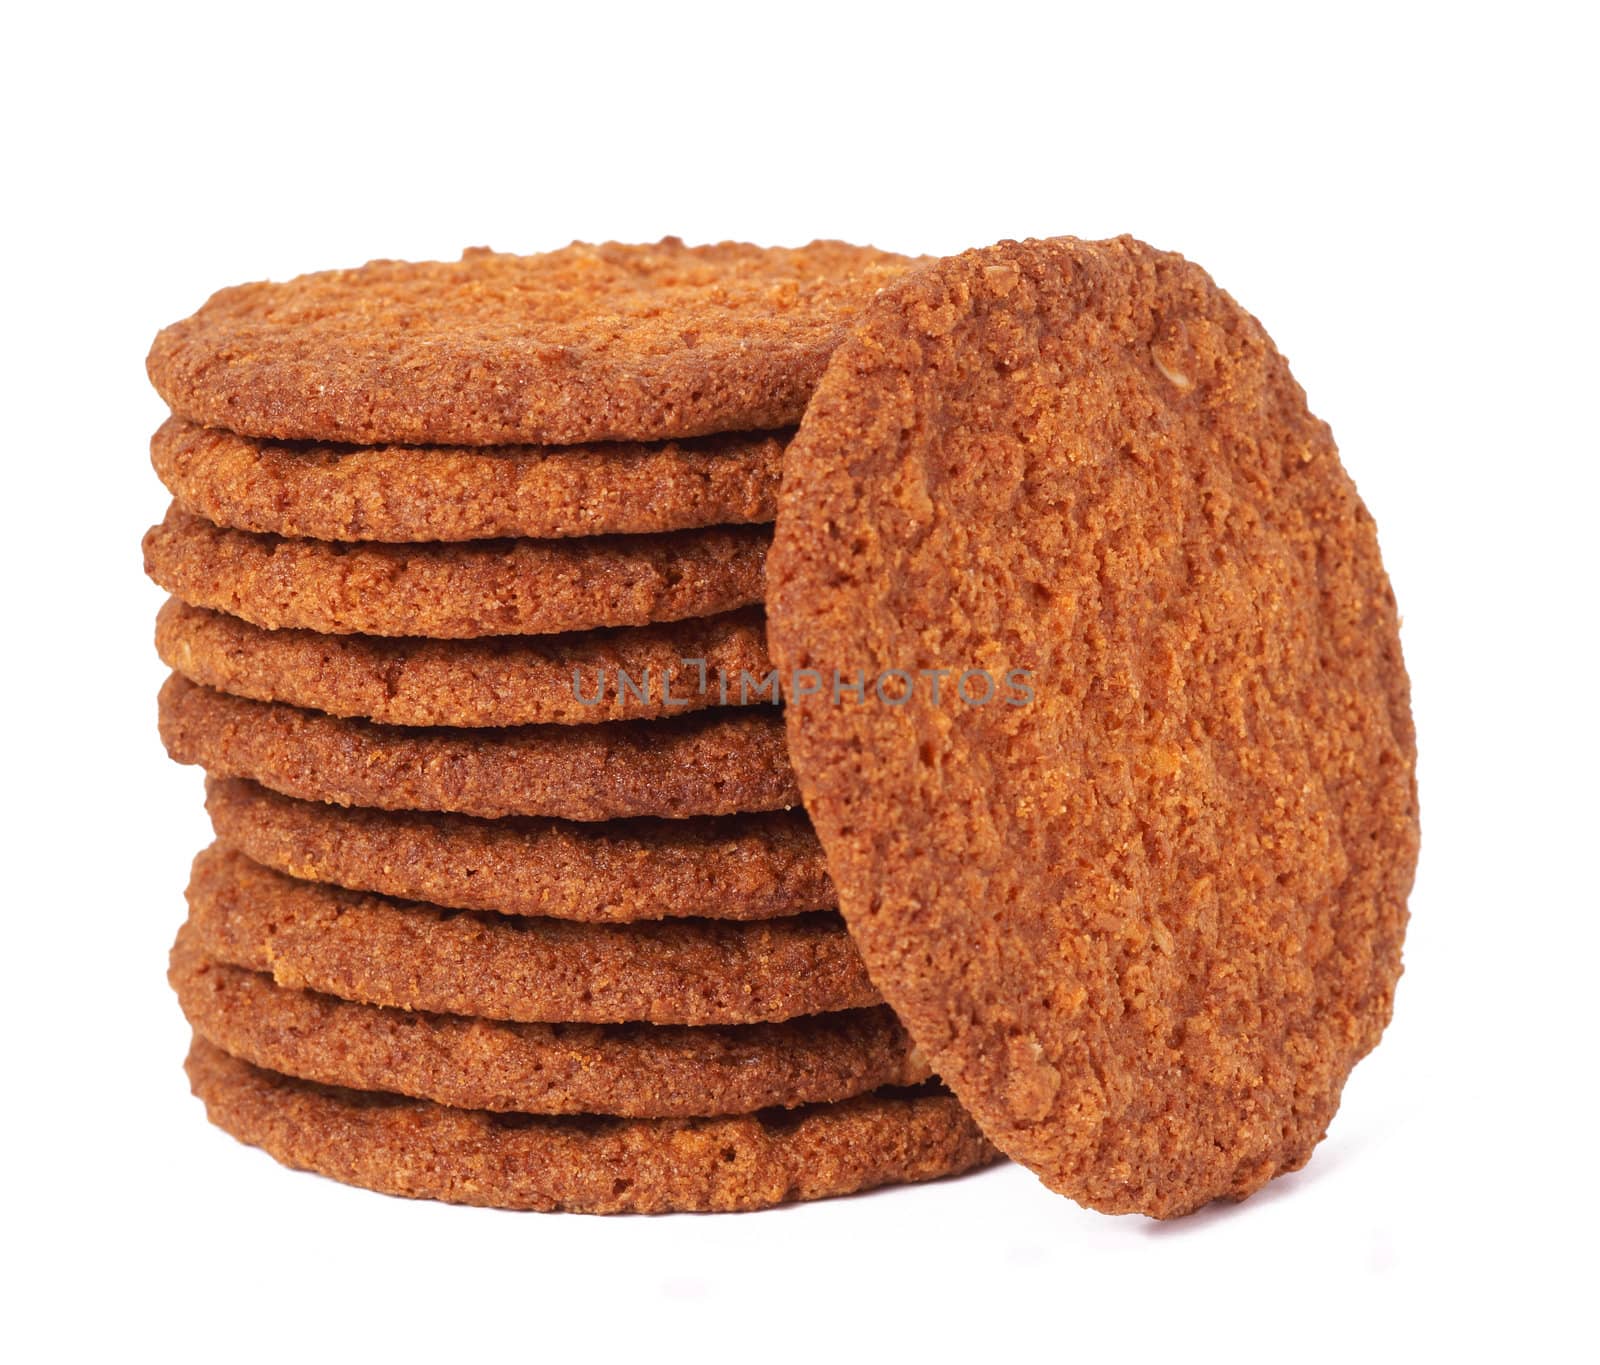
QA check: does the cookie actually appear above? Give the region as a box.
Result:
[160,675,797,820]
[156,599,773,727]
[767,237,1418,1217]
[206,777,832,922]
[148,239,921,446]
[186,1038,998,1213]
[172,927,923,1117]
[186,844,875,1025]
[144,504,768,638]
[151,416,784,542]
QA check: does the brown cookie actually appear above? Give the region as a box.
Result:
[151,416,785,542]
[767,237,1418,1218]
[144,504,768,638]
[206,777,832,922]
[156,599,772,727]
[186,844,875,1025]
[148,240,921,445]
[186,1038,999,1213]
[172,927,923,1117]
[159,675,797,820]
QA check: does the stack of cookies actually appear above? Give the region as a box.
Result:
[144,240,998,1212]
[146,235,1418,1220]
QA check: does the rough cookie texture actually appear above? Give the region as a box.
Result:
[207,777,833,921]
[144,504,768,637]
[172,927,922,1117]
[767,237,1418,1218]
[151,416,785,542]
[186,845,875,1025]
[148,240,921,445]
[156,599,773,727]
[186,1038,998,1213]
[159,675,798,820]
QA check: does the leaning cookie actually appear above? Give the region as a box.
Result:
[155,599,773,727]
[185,845,875,1025]
[144,505,768,637]
[205,778,832,922]
[159,676,798,821]
[186,1038,999,1213]
[768,236,1418,1217]
[151,416,786,542]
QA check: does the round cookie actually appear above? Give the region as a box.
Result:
[171,927,923,1117]
[186,1038,999,1213]
[767,237,1419,1218]
[144,504,768,638]
[151,416,785,542]
[186,844,875,1025]
[148,239,922,446]
[156,599,772,727]
[206,777,833,922]
[159,675,798,821]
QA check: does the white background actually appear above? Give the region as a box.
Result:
[5,2,1594,1359]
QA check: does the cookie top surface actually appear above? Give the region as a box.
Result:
[148,239,920,445]
[151,417,785,541]
[186,1039,997,1213]
[766,237,1418,1217]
